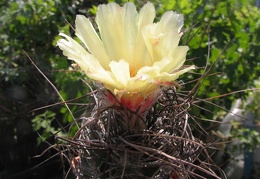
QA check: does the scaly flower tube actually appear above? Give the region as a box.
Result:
[57,2,194,123]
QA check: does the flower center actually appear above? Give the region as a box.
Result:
[130,65,138,77]
[130,67,135,77]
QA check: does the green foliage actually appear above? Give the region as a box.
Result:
[0,0,107,151]
[32,110,65,145]
[245,79,260,117]
[230,127,260,152]
[229,79,260,152]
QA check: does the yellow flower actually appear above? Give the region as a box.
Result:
[57,2,194,113]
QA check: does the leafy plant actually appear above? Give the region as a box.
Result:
[32,110,65,145]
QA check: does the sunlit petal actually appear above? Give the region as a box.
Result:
[122,3,138,62]
[57,33,98,73]
[96,3,125,61]
[134,2,155,67]
[75,15,110,69]
[159,11,184,33]
[109,60,130,87]
[57,33,116,86]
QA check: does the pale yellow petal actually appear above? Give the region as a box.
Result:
[153,12,183,59]
[168,46,189,72]
[152,57,171,71]
[142,11,184,63]
[154,66,195,83]
[96,3,139,63]
[155,46,189,73]
[109,60,130,87]
[141,24,157,62]
[138,2,155,28]
[57,33,93,68]
[136,61,194,85]
[122,3,138,61]
[133,2,155,67]
[96,2,125,61]
[155,28,180,58]
[57,33,116,86]
[126,77,154,94]
[136,65,160,79]
[159,11,184,33]
[75,15,110,69]
[88,71,117,88]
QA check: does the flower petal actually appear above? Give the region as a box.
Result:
[57,33,116,86]
[75,15,110,69]
[142,11,184,63]
[159,11,184,33]
[155,28,180,58]
[109,60,130,87]
[154,65,195,84]
[96,3,124,61]
[96,2,139,64]
[155,46,189,73]
[126,77,152,92]
[122,3,138,61]
[134,2,155,67]
[57,33,93,69]
[136,60,195,85]
[167,46,189,72]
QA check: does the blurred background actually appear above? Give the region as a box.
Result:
[0,0,259,178]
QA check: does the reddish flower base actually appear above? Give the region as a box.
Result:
[105,90,158,129]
